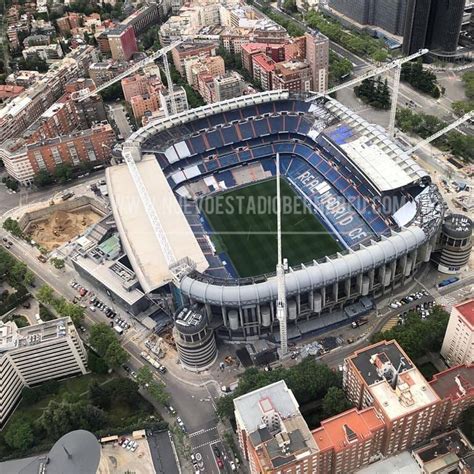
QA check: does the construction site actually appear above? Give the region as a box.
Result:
[19,196,107,252]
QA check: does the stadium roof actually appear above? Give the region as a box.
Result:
[340,135,413,191]
[107,155,208,293]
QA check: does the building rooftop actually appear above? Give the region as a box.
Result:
[253,53,275,72]
[312,408,384,453]
[455,299,474,327]
[0,318,73,353]
[106,154,208,293]
[429,364,474,400]
[349,340,440,420]
[412,429,473,473]
[234,380,318,471]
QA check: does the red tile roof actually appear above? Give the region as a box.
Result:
[455,299,474,327]
[312,407,384,453]
[252,54,275,73]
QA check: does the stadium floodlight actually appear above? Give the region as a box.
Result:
[275,153,288,357]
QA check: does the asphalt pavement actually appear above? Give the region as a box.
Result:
[109,103,133,139]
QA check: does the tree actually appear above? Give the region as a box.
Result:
[322,387,352,419]
[33,169,54,187]
[50,257,65,269]
[23,270,35,287]
[3,217,23,237]
[89,323,116,356]
[371,306,449,360]
[136,365,153,387]
[89,380,110,409]
[59,302,84,325]
[104,340,129,368]
[37,284,54,304]
[100,81,124,102]
[371,49,388,63]
[87,350,109,374]
[18,57,49,72]
[9,261,28,286]
[4,419,34,451]
[53,164,73,184]
[147,381,170,405]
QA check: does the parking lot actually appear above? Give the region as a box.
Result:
[97,437,155,474]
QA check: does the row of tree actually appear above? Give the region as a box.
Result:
[396,107,474,163]
[2,376,157,453]
[216,358,351,427]
[329,51,353,86]
[401,60,443,98]
[36,284,85,326]
[306,11,389,62]
[370,305,450,361]
[354,77,391,110]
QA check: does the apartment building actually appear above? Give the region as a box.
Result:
[121,3,161,37]
[430,364,474,430]
[272,60,312,93]
[305,31,329,93]
[252,54,275,90]
[234,380,321,473]
[312,407,385,473]
[131,94,161,121]
[89,61,129,86]
[121,74,151,102]
[441,299,474,367]
[26,123,115,175]
[172,42,218,75]
[159,87,189,116]
[0,51,90,144]
[343,340,441,455]
[22,44,64,62]
[107,25,138,61]
[0,318,87,427]
[184,55,225,88]
[121,73,163,120]
[213,73,244,102]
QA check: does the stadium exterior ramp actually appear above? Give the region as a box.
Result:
[112,91,444,340]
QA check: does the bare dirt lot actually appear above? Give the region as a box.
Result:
[25,208,101,251]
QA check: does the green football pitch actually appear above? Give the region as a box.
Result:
[201,179,342,277]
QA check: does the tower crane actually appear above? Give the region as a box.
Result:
[308,48,429,138]
[275,153,288,356]
[404,110,474,156]
[77,41,182,102]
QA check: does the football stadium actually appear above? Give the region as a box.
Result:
[107,90,444,342]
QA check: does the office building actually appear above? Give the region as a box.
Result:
[430,364,474,431]
[328,0,407,36]
[343,340,441,455]
[234,380,320,473]
[107,25,138,61]
[0,318,87,427]
[441,299,474,366]
[159,87,189,116]
[213,73,244,102]
[403,0,466,55]
[305,31,329,93]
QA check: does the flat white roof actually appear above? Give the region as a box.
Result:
[107,155,208,293]
[369,368,440,420]
[340,135,413,191]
